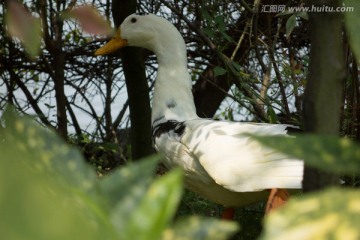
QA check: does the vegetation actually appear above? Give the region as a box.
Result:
[0,108,238,240]
[1,0,360,239]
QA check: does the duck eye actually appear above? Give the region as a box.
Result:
[131,17,137,23]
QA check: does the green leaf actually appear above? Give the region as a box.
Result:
[214,15,225,31]
[163,216,239,240]
[286,14,296,39]
[214,66,227,76]
[98,155,159,211]
[260,188,360,240]
[344,0,360,64]
[252,134,360,175]
[119,169,183,240]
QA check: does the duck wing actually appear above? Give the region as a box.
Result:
[180,119,304,192]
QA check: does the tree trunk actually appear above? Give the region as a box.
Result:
[111,0,154,160]
[193,66,233,118]
[302,0,345,191]
[53,11,68,140]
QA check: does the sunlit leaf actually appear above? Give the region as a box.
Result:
[260,188,360,240]
[163,216,239,240]
[0,107,244,240]
[115,169,183,240]
[252,134,360,175]
[5,0,42,57]
[67,5,113,36]
[0,107,113,240]
[1,107,96,191]
[98,155,159,211]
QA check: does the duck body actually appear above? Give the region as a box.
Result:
[95,14,303,208]
[153,119,302,207]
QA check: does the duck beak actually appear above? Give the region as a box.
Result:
[94,29,128,55]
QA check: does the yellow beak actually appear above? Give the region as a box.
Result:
[94,29,128,56]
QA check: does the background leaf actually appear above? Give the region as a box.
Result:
[286,14,296,39]
[68,5,113,36]
[214,66,227,76]
[5,0,42,57]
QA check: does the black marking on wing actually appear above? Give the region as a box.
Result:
[152,116,165,126]
[286,126,303,136]
[152,120,186,143]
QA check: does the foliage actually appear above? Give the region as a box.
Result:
[261,188,360,240]
[1,1,360,238]
[0,108,238,240]
[2,0,359,161]
[5,0,42,58]
[65,5,113,36]
[251,134,360,239]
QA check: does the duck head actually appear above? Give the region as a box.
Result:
[95,13,184,55]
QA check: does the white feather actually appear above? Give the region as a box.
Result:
[118,14,304,207]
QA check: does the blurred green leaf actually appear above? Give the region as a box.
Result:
[163,216,239,240]
[260,188,360,240]
[98,156,159,224]
[5,0,42,58]
[0,109,113,240]
[214,15,225,31]
[0,107,239,240]
[252,134,360,175]
[344,0,360,63]
[66,5,113,36]
[1,107,96,191]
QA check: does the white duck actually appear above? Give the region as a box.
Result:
[95,14,303,215]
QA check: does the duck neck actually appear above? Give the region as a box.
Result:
[151,43,198,125]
